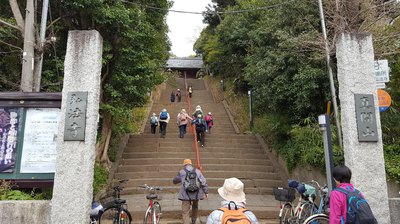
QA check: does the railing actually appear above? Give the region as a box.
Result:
[184,75,202,171]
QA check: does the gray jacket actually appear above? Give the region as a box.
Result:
[172,164,208,201]
[206,201,259,224]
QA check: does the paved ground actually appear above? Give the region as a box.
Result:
[124,193,280,223]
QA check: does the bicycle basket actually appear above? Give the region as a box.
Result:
[273,187,296,202]
[302,184,316,197]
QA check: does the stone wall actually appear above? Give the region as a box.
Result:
[0,201,50,224]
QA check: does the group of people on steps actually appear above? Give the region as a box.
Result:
[150,101,213,147]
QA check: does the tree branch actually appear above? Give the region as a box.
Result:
[46,17,61,30]
[0,18,22,32]
[9,0,24,32]
[0,39,23,51]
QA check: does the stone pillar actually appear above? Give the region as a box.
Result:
[336,33,390,224]
[50,31,102,224]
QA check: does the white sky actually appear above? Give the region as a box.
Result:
[167,0,212,57]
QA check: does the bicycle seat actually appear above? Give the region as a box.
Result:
[115,199,126,204]
[146,194,158,200]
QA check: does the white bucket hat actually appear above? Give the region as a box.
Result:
[218,177,246,203]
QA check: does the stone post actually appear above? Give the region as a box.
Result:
[336,33,390,223]
[50,31,102,224]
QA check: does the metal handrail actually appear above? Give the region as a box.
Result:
[184,75,202,171]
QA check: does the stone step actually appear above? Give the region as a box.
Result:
[114,170,280,180]
[121,152,267,160]
[113,178,282,189]
[125,142,261,149]
[127,137,257,144]
[116,164,276,173]
[130,134,256,139]
[120,158,272,166]
[123,146,264,153]
[121,185,275,195]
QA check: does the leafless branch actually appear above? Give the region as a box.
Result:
[0,39,23,51]
[46,17,61,30]
[0,18,22,32]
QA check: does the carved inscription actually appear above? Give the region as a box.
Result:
[354,94,378,142]
[64,92,88,141]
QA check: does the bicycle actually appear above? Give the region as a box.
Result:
[97,179,133,224]
[302,181,330,224]
[273,180,319,224]
[139,184,163,224]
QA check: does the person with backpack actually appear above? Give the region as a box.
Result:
[176,89,182,102]
[171,91,175,103]
[192,105,203,119]
[207,177,258,224]
[173,159,208,224]
[330,165,377,224]
[177,109,192,138]
[159,109,170,138]
[205,112,213,134]
[150,113,158,134]
[188,86,193,98]
[192,114,207,147]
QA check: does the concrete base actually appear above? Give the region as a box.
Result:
[0,201,50,224]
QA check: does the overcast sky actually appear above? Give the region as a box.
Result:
[167,0,212,57]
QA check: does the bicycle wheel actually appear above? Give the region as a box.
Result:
[303,214,329,224]
[279,203,293,224]
[298,202,316,222]
[99,207,132,224]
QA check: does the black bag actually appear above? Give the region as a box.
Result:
[183,168,201,192]
[334,188,377,224]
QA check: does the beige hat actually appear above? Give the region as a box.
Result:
[181,109,186,113]
[218,177,246,203]
[183,159,192,166]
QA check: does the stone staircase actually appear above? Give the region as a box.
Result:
[112,78,283,223]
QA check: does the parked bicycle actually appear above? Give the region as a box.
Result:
[94,179,132,224]
[302,181,330,224]
[273,180,321,224]
[139,184,163,224]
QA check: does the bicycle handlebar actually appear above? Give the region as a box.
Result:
[139,184,163,191]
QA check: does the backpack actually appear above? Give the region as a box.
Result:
[179,113,186,122]
[334,188,378,224]
[160,111,168,120]
[150,116,157,125]
[195,118,205,129]
[218,202,251,224]
[205,115,212,122]
[194,110,203,118]
[183,168,201,193]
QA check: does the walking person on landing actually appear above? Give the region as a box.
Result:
[188,85,193,98]
[176,89,182,102]
[329,165,377,224]
[177,109,192,138]
[170,91,175,103]
[205,112,213,134]
[192,114,207,147]
[192,105,203,119]
[207,177,258,224]
[173,159,209,224]
[159,109,170,138]
[150,113,158,134]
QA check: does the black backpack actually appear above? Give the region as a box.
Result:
[334,188,377,224]
[183,168,201,193]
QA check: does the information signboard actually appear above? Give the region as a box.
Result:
[374,60,389,83]
[0,108,21,173]
[20,108,61,173]
[377,89,391,112]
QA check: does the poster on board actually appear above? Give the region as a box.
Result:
[0,108,20,173]
[20,108,61,173]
